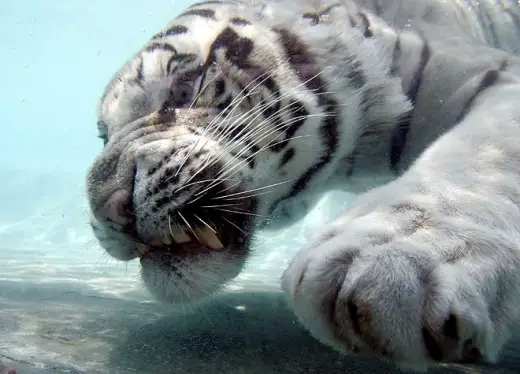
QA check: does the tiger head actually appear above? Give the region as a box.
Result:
[86,2,408,303]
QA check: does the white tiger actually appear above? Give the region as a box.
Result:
[86,0,520,369]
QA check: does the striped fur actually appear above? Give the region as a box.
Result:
[87,0,520,370]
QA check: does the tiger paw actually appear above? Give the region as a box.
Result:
[281,197,520,370]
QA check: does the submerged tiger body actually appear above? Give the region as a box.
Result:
[87,0,520,369]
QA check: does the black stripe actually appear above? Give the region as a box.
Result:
[405,36,430,102]
[179,8,216,20]
[145,42,178,54]
[261,98,279,120]
[358,12,373,38]
[345,57,366,89]
[302,5,340,26]
[442,314,459,340]
[389,110,413,170]
[227,122,259,168]
[215,79,226,98]
[216,95,233,113]
[303,13,320,26]
[166,53,198,74]
[231,17,250,26]
[389,34,430,172]
[229,146,257,168]
[422,327,443,361]
[260,77,282,120]
[455,65,503,123]
[225,36,253,64]
[269,98,339,215]
[390,35,401,76]
[270,101,308,152]
[275,28,324,93]
[136,54,144,83]
[279,148,295,168]
[152,25,189,39]
[189,0,226,7]
[289,99,339,195]
[267,31,339,216]
[263,76,279,95]
[207,27,253,69]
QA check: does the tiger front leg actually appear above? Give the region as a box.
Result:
[282,181,520,369]
[282,86,520,368]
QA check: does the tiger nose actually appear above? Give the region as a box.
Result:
[94,189,134,230]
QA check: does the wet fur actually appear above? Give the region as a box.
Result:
[87,0,520,370]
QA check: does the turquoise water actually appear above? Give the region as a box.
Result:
[2,1,520,373]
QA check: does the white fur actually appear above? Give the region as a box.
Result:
[89,0,520,369]
[282,75,520,368]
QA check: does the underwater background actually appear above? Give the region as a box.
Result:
[2,0,520,373]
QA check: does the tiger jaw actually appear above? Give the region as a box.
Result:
[133,225,225,259]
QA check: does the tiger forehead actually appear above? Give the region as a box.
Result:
[139,10,259,78]
[97,0,353,128]
[110,0,351,87]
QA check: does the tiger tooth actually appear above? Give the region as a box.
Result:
[172,229,192,244]
[197,226,224,249]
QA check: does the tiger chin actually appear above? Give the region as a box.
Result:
[86,0,520,370]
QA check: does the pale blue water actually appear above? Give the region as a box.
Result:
[2,1,520,373]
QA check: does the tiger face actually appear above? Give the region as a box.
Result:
[86,4,348,303]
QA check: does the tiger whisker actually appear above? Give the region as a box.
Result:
[221,216,247,236]
[200,203,243,208]
[187,61,223,111]
[207,110,309,184]
[208,62,286,138]
[213,208,265,218]
[193,80,321,177]
[213,116,320,183]
[191,63,295,171]
[212,133,311,191]
[221,103,309,160]
[213,180,292,199]
[177,211,201,242]
[231,109,335,159]
[211,98,321,172]
[215,178,242,195]
[175,63,227,176]
[189,78,279,174]
[185,179,228,205]
[202,66,278,142]
[215,190,275,201]
[194,214,217,233]
[168,214,176,239]
[134,201,158,212]
[174,178,229,194]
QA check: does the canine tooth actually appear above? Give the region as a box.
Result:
[197,226,224,249]
[172,229,191,244]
